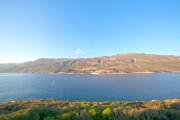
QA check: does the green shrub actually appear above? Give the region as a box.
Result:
[60,112,77,120]
[10,111,40,120]
[0,115,9,120]
[44,116,56,120]
[32,107,60,119]
[1,99,180,120]
[102,108,113,118]
[88,109,97,117]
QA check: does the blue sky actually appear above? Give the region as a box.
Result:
[0,0,180,63]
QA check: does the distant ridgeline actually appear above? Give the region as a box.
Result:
[1,53,180,74]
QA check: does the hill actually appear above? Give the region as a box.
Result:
[1,53,180,74]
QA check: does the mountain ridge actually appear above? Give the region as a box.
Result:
[1,53,180,74]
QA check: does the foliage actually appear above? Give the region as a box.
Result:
[60,112,77,120]
[102,108,113,118]
[0,99,180,120]
[88,109,97,117]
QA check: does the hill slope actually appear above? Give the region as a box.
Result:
[1,53,180,74]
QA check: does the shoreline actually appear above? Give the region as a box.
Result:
[49,71,180,75]
[1,98,180,103]
[1,71,180,75]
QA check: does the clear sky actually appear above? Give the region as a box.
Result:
[0,0,180,63]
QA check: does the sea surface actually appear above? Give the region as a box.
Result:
[0,73,180,102]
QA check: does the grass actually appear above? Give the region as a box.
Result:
[0,99,180,120]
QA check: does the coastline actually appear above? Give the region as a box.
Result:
[4,98,180,103]
[48,71,180,75]
[1,71,180,75]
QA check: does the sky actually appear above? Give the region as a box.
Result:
[0,0,180,63]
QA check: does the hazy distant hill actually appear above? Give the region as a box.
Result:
[1,53,180,74]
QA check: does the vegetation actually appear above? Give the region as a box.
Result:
[0,99,180,120]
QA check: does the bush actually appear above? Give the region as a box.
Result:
[60,112,77,120]
[44,116,56,120]
[102,108,113,118]
[0,115,8,120]
[1,99,180,120]
[88,109,97,117]
[10,111,40,120]
[32,107,60,119]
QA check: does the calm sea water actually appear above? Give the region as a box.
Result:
[0,73,180,102]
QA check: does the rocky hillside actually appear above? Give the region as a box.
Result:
[1,53,180,74]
